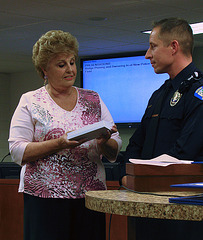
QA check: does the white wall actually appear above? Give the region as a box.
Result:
[193,47,203,70]
[10,70,41,116]
[0,73,11,161]
[1,48,203,162]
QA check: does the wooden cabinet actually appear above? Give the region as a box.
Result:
[0,179,127,240]
[0,179,23,240]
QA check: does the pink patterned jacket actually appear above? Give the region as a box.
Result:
[9,87,122,199]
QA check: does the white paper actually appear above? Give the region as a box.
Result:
[67,120,113,141]
[129,154,193,167]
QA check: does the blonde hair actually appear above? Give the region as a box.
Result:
[32,30,79,79]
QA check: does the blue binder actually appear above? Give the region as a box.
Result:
[169,182,203,205]
[170,182,203,188]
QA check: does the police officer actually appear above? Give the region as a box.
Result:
[123,18,203,240]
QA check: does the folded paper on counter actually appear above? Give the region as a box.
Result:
[129,154,193,167]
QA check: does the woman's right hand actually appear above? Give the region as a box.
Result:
[58,133,87,150]
[22,133,87,164]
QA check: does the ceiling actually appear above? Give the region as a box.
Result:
[0,0,203,73]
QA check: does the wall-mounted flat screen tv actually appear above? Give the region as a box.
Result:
[81,54,168,128]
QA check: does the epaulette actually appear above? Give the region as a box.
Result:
[170,71,203,106]
[178,71,202,94]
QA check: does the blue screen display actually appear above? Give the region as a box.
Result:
[82,55,168,126]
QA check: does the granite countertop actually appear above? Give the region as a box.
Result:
[85,190,203,221]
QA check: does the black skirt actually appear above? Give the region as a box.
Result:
[23,193,105,240]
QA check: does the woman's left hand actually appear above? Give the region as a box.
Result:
[96,124,118,161]
[96,124,117,145]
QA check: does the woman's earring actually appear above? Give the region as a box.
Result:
[44,75,48,86]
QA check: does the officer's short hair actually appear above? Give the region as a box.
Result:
[153,18,194,57]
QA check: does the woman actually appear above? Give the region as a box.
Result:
[9,30,122,240]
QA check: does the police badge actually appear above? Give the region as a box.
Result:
[170,90,182,106]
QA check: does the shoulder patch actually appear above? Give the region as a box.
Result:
[194,86,203,100]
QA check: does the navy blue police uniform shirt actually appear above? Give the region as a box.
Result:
[125,62,203,162]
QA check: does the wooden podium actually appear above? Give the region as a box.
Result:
[0,179,127,240]
[0,179,23,240]
[126,163,203,192]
